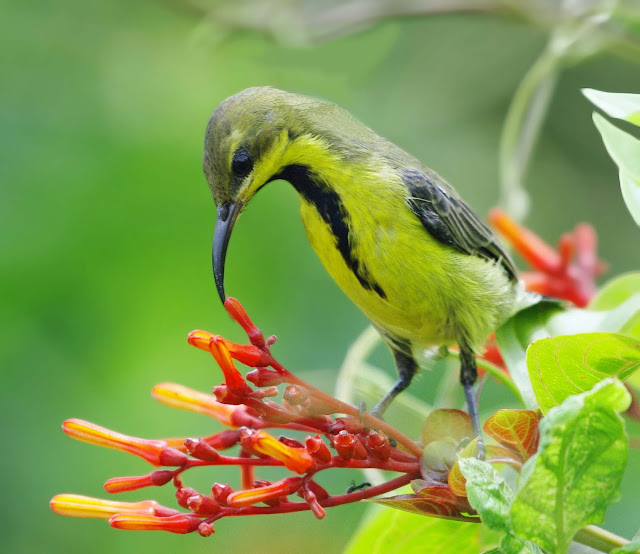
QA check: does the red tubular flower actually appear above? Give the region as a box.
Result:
[189,330,271,367]
[227,477,303,508]
[62,419,187,467]
[489,208,606,307]
[109,513,202,534]
[209,337,252,393]
[224,297,266,348]
[242,428,315,474]
[51,297,434,538]
[104,470,174,494]
[306,435,333,463]
[50,495,166,519]
[152,382,243,427]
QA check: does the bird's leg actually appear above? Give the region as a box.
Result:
[459,346,486,459]
[370,346,418,418]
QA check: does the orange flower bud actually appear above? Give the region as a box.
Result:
[152,382,239,427]
[245,429,315,474]
[209,337,250,393]
[104,470,174,494]
[187,494,220,516]
[224,297,265,347]
[305,435,332,463]
[365,430,391,461]
[50,494,160,519]
[62,419,186,466]
[109,513,201,534]
[333,430,356,460]
[227,477,303,508]
[184,438,219,462]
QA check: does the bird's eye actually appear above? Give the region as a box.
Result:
[231,150,254,177]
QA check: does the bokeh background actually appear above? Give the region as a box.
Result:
[2,1,640,552]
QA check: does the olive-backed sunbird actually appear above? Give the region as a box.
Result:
[203,87,535,443]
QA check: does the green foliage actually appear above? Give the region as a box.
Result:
[585,88,640,226]
[583,89,640,126]
[527,332,640,413]
[510,379,630,553]
[346,506,497,554]
[496,294,640,408]
[458,459,542,554]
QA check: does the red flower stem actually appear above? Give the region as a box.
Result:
[183,456,418,474]
[239,447,255,490]
[241,397,331,432]
[266,357,422,457]
[185,456,284,468]
[319,459,420,473]
[220,472,419,517]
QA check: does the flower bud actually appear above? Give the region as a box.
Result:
[246,367,286,387]
[227,477,303,508]
[224,297,265,347]
[109,513,201,534]
[305,435,332,463]
[333,430,356,460]
[365,430,391,461]
[187,494,220,516]
[104,470,174,494]
[184,438,219,462]
[283,385,310,406]
[212,483,232,505]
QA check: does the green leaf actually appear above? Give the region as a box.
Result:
[496,296,640,408]
[583,89,640,126]
[458,458,513,534]
[592,112,640,226]
[345,506,497,554]
[500,533,544,554]
[527,332,640,413]
[421,409,472,447]
[510,379,631,554]
[590,272,640,310]
[458,459,543,554]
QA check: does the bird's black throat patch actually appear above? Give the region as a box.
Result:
[271,164,386,299]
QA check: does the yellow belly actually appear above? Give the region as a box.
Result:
[299,196,516,350]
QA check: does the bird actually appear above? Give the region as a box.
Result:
[202,86,535,447]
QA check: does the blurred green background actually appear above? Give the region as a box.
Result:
[2,1,640,552]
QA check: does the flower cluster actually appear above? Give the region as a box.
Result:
[490,208,606,307]
[51,298,429,536]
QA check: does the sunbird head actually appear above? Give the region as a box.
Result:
[203,87,303,303]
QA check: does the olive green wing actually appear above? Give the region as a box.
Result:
[403,168,518,282]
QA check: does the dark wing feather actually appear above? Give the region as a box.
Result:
[402,168,517,282]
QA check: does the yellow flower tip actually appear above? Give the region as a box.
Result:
[62,418,172,466]
[187,330,214,351]
[249,429,315,474]
[151,382,236,427]
[109,513,201,534]
[50,494,159,519]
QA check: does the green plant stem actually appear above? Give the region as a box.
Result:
[574,525,629,552]
[499,46,558,221]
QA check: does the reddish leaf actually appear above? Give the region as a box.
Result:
[447,437,479,497]
[483,409,540,460]
[370,494,479,522]
[421,409,473,447]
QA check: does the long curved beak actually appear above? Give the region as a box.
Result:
[212,200,242,303]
